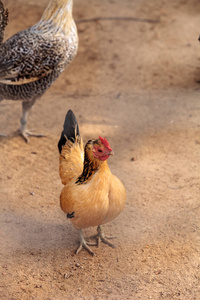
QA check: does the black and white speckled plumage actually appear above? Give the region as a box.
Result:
[0,0,8,43]
[0,0,78,141]
[0,30,77,99]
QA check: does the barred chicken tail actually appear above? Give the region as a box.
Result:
[0,0,8,43]
[58,109,80,153]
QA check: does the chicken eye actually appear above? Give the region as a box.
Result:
[98,149,103,153]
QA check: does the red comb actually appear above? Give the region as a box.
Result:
[99,136,112,151]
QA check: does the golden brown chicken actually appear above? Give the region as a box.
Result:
[58,110,126,255]
[0,0,78,142]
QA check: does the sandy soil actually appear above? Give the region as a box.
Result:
[0,0,200,299]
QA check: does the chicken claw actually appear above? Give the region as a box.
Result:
[19,129,45,143]
[18,117,45,142]
[92,225,116,248]
[76,229,96,256]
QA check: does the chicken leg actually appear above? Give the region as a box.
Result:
[19,100,45,143]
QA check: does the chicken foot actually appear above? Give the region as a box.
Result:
[19,102,45,143]
[19,118,45,143]
[91,225,116,248]
[76,229,96,256]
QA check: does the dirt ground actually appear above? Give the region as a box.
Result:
[0,0,200,299]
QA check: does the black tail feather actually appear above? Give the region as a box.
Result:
[58,110,80,153]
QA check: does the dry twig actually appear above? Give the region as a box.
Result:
[76,17,159,24]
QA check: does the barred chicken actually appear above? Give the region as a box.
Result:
[0,0,78,142]
[58,110,126,255]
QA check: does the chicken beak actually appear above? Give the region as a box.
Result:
[109,151,115,156]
